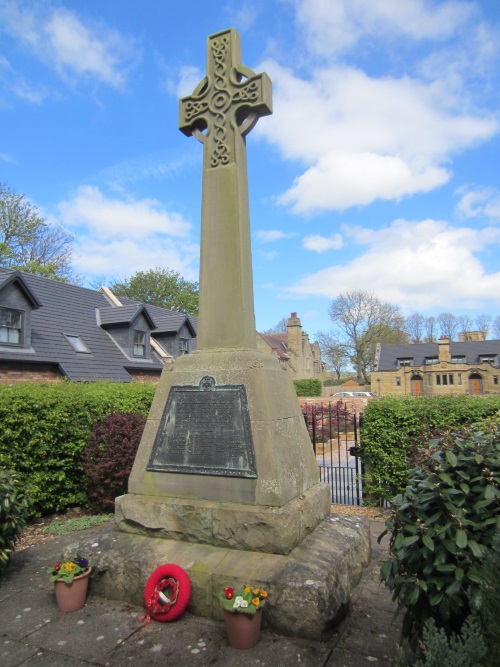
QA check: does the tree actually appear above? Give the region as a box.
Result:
[493,315,500,339]
[315,331,350,381]
[324,290,405,384]
[457,314,474,335]
[0,181,76,282]
[437,312,459,340]
[109,267,199,316]
[424,316,437,343]
[405,312,425,343]
[475,313,492,339]
[263,316,288,334]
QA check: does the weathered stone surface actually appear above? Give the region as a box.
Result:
[115,483,330,555]
[66,514,371,642]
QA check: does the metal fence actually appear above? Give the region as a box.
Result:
[303,402,363,505]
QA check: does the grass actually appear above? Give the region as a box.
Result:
[41,514,114,535]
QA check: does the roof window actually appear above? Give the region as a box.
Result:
[65,335,90,353]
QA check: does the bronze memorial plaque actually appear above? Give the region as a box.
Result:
[147,376,257,477]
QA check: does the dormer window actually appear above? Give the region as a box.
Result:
[0,307,23,345]
[398,358,412,368]
[425,357,438,365]
[452,356,466,364]
[133,330,146,357]
[179,338,189,355]
[480,355,497,365]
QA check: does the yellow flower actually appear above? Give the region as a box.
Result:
[253,588,260,595]
[252,598,260,606]
[244,586,251,594]
[65,562,75,572]
[260,590,268,598]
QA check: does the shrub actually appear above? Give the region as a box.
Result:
[294,379,322,397]
[379,417,500,651]
[0,468,32,571]
[82,412,146,512]
[361,396,500,503]
[416,615,487,667]
[0,381,155,516]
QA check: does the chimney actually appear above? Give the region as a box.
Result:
[287,312,302,355]
[438,336,451,363]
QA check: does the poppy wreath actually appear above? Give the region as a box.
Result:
[141,564,191,624]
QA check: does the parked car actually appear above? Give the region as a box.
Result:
[352,392,374,397]
[331,392,356,398]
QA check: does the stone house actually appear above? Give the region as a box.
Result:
[371,334,500,397]
[257,312,323,381]
[0,267,197,384]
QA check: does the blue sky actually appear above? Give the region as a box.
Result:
[1,0,499,336]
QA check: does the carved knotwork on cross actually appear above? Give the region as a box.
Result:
[179,28,272,168]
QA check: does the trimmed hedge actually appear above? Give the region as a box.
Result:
[0,381,155,516]
[293,379,322,397]
[361,396,500,502]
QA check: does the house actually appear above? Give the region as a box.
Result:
[257,312,323,381]
[0,267,197,384]
[371,335,500,397]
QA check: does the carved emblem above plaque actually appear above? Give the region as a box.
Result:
[147,377,257,478]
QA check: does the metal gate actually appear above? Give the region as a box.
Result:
[303,403,363,505]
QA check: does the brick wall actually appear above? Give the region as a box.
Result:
[0,363,63,383]
[127,369,161,384]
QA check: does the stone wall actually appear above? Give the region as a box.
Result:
[0,363,63,383]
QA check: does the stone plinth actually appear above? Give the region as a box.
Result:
[115,482,330,555]
[67,514,371,642]
[125,348,323,508]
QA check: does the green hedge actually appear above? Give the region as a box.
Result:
[293,379,322,397]
[0,381,155,516]
[361,395,500,503]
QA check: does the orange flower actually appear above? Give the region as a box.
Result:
[260,590,268,598]
[252,598,260,606]
[253,588,260,595]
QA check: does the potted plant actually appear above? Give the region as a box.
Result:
[46,555,92,612]
[218,584,268,649]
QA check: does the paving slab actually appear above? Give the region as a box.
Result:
[0,519,415,667]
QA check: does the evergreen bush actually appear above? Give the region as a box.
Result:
[0,381,155,516]
[82,412,146,512]
[0,468,32,571]
[293,379,322,396]
[379,416,500,651]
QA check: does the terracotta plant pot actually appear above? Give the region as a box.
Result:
[223,608,262,649]
[54,568,91,612]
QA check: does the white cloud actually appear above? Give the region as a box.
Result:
[287,218,500,311]
[56,186,198,280]
[168,65,204,99]
[59,186,191,240]
[293,0,475,57]
[256,229,296,242]
[259,250,279,261]
[256,60,497,213]
[0,152,14,163]
[0,2,136,89]
[456,187,500,222]
[303,233,343,252]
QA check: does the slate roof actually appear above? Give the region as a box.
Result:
[377,340,500,371]
[119,298,197,349]
[259,332,289,359]
[98,304,156,329]
[0,267,197,381]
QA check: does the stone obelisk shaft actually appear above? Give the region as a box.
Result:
[179,28,272,350]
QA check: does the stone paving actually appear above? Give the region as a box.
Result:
[0,520,414,666]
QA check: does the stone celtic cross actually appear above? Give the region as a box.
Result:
[179,28,272,350]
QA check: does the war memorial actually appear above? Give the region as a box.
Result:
[75,28,370,640]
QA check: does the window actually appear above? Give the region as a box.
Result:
[494,376,499,385]
[448,374,454,385]
[436,375,441,385]
[398,358,412,367]
[426,358,439,365]
[0,307,22,344]
[133,330,146,357]
[458,373,462,385]
[442,374,448,385]
[396,377,401,386]
[452,356,466,364]
[65,335,90,353]
[179,338,189,355]
[480,355,497,364]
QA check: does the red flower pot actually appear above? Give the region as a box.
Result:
[54,568,91,612]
